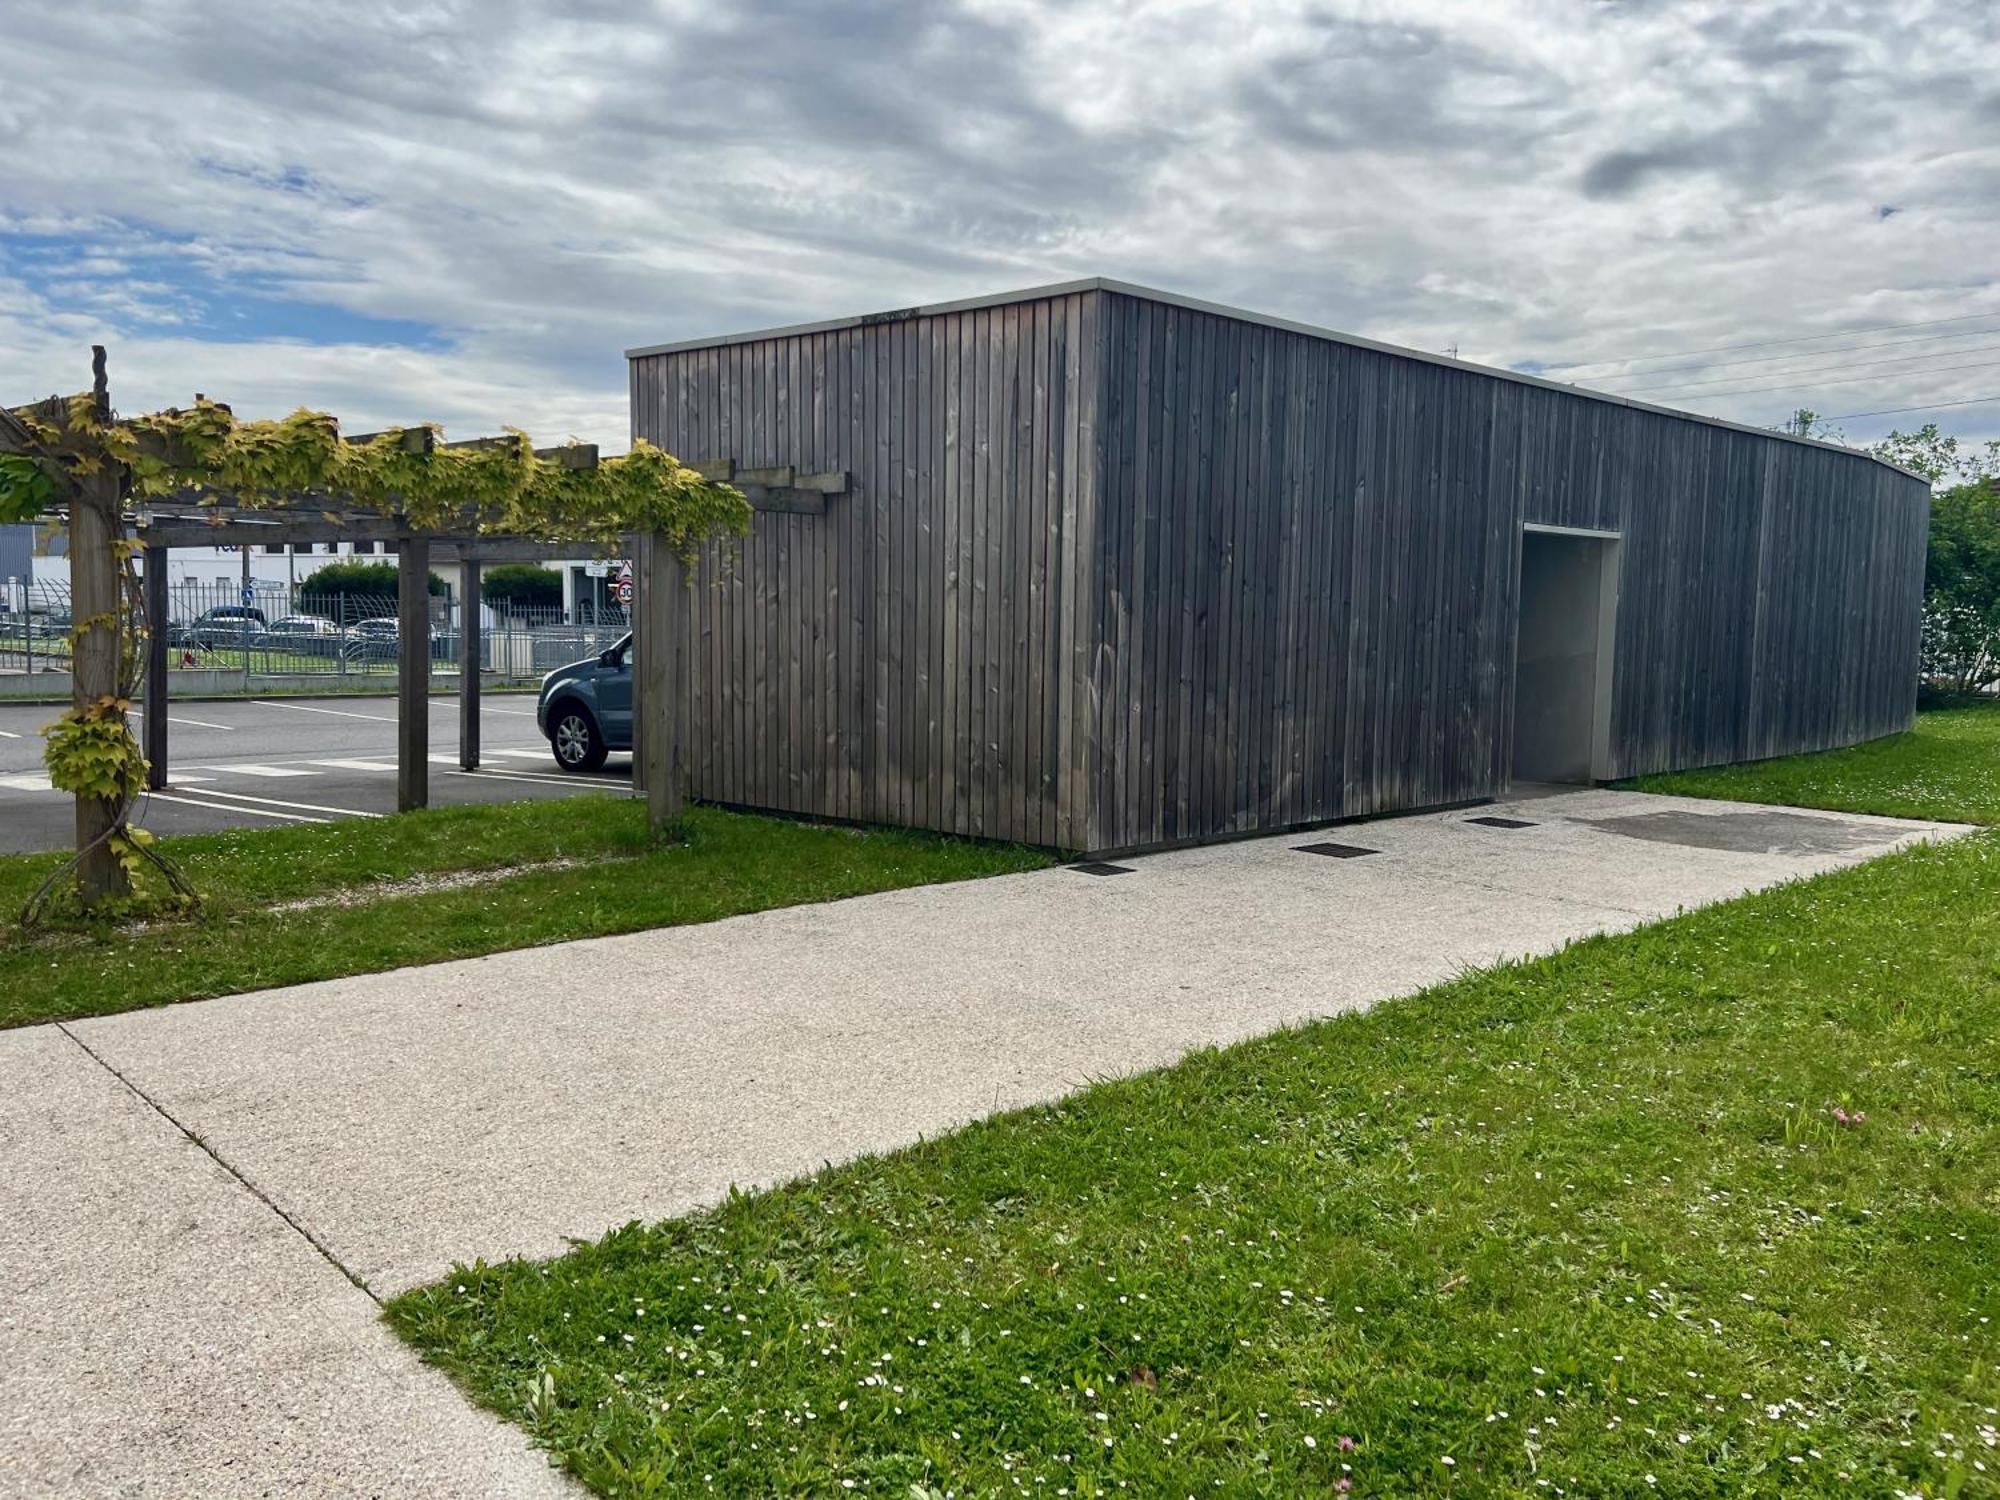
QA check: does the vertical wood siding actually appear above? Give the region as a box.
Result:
[1084,291,1927,852]
[631,286,1927,855]
[631,291,1103,847]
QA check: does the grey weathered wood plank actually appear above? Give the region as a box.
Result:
[628,283,1925,855]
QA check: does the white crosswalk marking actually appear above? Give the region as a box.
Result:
[181,786,383,819]
[145,791,326,824]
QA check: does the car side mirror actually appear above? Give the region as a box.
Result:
[599,647,619,667]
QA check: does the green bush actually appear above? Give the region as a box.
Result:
[481,563,563,610]
[301,560,447,598]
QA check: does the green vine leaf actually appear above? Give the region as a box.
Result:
[0,453,56,523]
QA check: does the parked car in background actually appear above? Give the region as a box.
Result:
[170,605,267,651]
[263,614,344,657]
[340,616,401,662]
[536,633,633,771]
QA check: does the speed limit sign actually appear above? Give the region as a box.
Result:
[615,566,633,605]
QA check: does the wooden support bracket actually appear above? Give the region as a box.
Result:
[739,486,827,516]
[690,460,848,516]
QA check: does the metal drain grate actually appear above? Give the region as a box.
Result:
[1294,841,1378,859]
[1071,861,1136,876]
[1466,816,1537,829]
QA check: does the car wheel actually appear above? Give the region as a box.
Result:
[549,703,607,772]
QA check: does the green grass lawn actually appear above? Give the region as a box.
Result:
[388,724,2000,1497]
[1629,700,2000,825]
[0,800,1048,1029]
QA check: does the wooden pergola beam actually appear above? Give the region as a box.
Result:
[135,524,616,563]
[0,406,42,456]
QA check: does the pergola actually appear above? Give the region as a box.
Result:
[2,358,844,909]
[125,445,847,815]
[129,434,632,814]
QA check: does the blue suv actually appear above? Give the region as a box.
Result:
[536,633,633,772]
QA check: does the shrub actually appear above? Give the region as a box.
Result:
[301,560,447,598]
[482,563,563,611]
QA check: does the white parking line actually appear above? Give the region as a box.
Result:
[144,791,327,824]
[487,748,548,759]
[127,709,234,731]
[176,786,383,819]
[308,759,399,772]
[0,729,20,739]
[206,763,322,778]
[0,773,53,792]
[253,699,398,723]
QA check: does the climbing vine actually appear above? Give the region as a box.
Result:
[4,394,748,559]
[20,537,201,923]
[6,383,750,920]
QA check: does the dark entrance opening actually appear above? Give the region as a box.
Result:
[1512,527,1619,785]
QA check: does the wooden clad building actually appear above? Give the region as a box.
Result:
[627,279,1929,855]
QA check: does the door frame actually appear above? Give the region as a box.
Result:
[1517,523,1623,782]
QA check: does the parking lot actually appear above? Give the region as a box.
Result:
[0,694,627,854]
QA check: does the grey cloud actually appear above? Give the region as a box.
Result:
[1579,140,1718,199]
[0,0,1994,451]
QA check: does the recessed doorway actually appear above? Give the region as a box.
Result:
[1512,525,1620,785]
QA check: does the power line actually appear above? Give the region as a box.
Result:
[1827,393,2000,421]
[1586,320,2000,385]
[1642,355,2000,402]
[1624,342,2000,397]
[1546,308,2000,374]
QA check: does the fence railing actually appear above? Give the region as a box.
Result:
[0,578,74,676]
[1,577,630,684]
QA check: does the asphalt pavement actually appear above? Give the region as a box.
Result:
[0,695,629,853]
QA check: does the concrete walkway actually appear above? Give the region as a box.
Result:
[0,789,1970,1496]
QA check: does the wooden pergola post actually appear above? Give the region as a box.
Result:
[633,529,686,831]
[70,426,128,902]
[396,534,430,812]
[458,555,481,770]
[143,542,168,790]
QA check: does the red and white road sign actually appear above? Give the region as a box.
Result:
[615,564,634,605]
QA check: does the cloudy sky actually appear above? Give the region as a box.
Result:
[5,0,1997,455]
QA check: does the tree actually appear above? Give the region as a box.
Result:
[303,559,447,600]
[1871,423,2000,488]
[1783,408,1844,441]
[482,562,563,611]
[1867,427,2000,699]
[1920,476,2000,697]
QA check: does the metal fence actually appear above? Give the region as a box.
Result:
[0,577,73,676]
[1,577,631,684]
